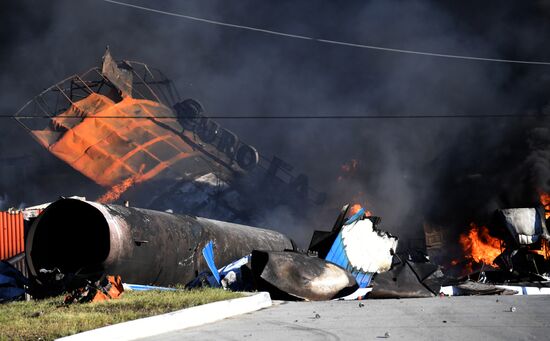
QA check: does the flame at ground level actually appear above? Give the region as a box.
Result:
[533,239,550,260]
[459,223,502,267]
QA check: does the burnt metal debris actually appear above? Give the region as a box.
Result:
[250,250,358,301]
[4,197,550,301]
[368,257,444,299]
[10,197,459,301]
[25,198,293,294]
[20,198,426,301]
[13,50,326,219]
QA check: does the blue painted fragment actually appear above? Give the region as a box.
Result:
[325,231,373,288]
[219,254,250,277]
[202,240,221,284]
[344,208,365,225]
[123,283,176,291]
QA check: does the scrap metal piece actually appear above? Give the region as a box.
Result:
[308,204,350,258]
[25,198,293,290]
[250,250,358,301]
[444,281,518,296]
[202,241,221,284]
[325,216,397,288]
[308,204,396,288]
[339,217,397,273]
[496,208,549,245]
[102,49,133,98]
[368,258,443,299]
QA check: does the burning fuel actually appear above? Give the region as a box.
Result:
[459,223,502,268]
[533,239,550,260]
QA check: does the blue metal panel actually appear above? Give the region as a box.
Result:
[344,208,365,225]
[355,272,373,288]
[202,240,221,284]
[325,231,373,288]
[124,284,176,291]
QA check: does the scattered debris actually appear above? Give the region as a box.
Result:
[309,204,398,290]
[26,198,293,294]
[13,196,550,304]
[369,257,444,299]
[64,275,124,304]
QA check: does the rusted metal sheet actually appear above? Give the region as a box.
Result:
[0,211,24,261]
[26,198,294,289]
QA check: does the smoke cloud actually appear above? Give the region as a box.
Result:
[1,0,550,248]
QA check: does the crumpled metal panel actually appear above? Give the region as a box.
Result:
[251,250,358,301]
[101,49,133,98]
[499,208,549,245]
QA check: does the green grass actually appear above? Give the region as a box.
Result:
[0,288,243,341]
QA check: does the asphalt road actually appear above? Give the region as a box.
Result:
[140,295,550,340]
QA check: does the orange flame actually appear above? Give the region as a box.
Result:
[533,239,550,260]
[539,192,550,219]
[97,172,143,204]
[349,203,372,217]
[459,223,502,267]
[349,204,362,215]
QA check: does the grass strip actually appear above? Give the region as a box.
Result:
[0,288,242,340]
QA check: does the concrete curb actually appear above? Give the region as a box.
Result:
[57,292,272,341]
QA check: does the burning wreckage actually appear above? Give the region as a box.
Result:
[3,50,550,303]
[19,198,403,301]
[19,197,550,301]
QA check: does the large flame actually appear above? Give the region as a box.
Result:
[540,192,550,219]
[459,223,502,267]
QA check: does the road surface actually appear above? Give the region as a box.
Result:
[140,295,550,340]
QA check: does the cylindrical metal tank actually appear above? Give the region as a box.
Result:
[26,198,293,287]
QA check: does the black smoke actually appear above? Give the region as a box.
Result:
[1,0,550,248]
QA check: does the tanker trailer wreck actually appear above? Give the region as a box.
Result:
[25,198,294,293]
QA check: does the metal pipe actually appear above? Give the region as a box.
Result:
[26,198,293,287]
